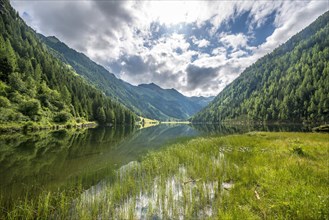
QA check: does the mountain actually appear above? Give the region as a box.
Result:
[192,11,329,123]
[0,0,135,130]
[38,35,213,120]
[188,96,215,107]
[136,83,214,120]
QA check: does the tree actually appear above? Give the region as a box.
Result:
[96,107,106,124]
[0,96,10,108]
[106,109,115,124]
[5,39,17,72]
[61,85,71,104]
[8,72,26,93]
[53,111,71,123]
[0,36,12,81]
[19,99,41,119]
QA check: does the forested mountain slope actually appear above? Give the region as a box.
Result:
[0,0,135,130]
[38,35,213,121]
[192,11,329,123]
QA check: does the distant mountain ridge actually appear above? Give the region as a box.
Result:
[38,34,213,120]
[192,11,329,123]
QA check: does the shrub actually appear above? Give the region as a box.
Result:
[0,96,10,108]
[53,101,65,111]
[0,81,8,96]
[0,108,27,122]
[76,117,83,123]
[53,111,71,123]
[19,99,41,118]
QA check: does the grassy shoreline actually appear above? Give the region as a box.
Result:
[0,121,98,133]
[2,132,328,219]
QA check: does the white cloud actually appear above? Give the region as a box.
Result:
[211,47,226,56]
[220,33,249,51]
[119,33,196,91]
[11,0,329,97]
[191,37,210,48]
[254,0,329,58]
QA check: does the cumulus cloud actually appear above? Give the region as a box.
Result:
[191,36,210,48]
[118,33,195,90]
[11,0,329,96]
[254,0,329,58]
[220,33,249,51]
[186,64,219,90]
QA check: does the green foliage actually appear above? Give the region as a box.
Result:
[0,96,10,107]
[0,81,8,95]
[53,111,71,123]
[96,107,106,124]
[0,0,136,127]
[0,108,27,122]
[8,72,26,93]
[19,99,41,119]
[106,109,115,124]
[192,11,329,123]
[0,37,17,81]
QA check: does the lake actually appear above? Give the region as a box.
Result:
[0,123,312,213]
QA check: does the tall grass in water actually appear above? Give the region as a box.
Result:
[2,132,328,219]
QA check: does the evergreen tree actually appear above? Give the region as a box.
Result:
[96,107,106,124]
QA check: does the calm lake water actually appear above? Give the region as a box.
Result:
[0,123,312,205]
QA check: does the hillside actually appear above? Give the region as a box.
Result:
[0,0,135,130]
[38,34,213,120]
[192,11,329,123]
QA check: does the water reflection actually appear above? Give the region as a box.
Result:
[0,126,134,201]
[0,123,311,202]
[192,123,312,135]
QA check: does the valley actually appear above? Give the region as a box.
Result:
[0,0,328,219]
[39,34,214,121]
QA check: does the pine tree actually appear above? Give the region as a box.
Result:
[97,107,106,124]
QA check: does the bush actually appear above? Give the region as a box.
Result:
[0,96,10,108]
[0,108,28,122]
[53,111,71,123]
[9,91,24,104]
[53,100,65,111]
[76,117,83,123]
[19,99,41,118]
[0,81,8,96]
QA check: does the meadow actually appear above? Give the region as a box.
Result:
[2,132,328,219]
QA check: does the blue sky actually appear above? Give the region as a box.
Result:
[12,0,329,96]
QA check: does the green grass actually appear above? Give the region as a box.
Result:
[2,132,328,219]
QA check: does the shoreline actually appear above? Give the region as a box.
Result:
[0,121,98,134]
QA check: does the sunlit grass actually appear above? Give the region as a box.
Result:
[2,132,328,219]
[137,116,159,128]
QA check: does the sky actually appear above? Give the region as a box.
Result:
[12,0,329,97]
